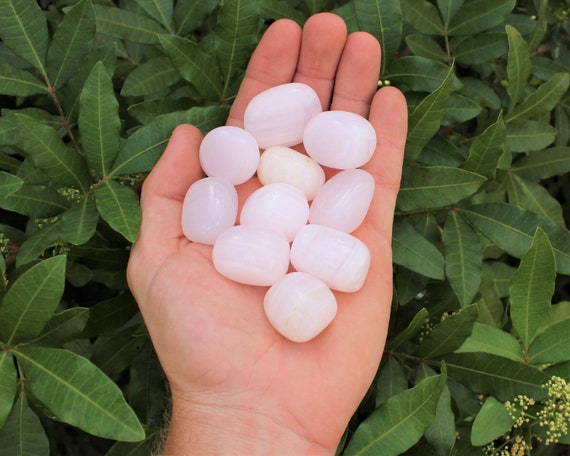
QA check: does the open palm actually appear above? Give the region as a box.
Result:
[127,13,407,454]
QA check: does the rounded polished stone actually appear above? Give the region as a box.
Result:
[303,110,376,169]
[264,272,337,343]
[290,224,370,292]
[244,83,322,149]
[309,169,375,233]
[199,126,260,185]
[181,177,238,245]
[212,226,290,286]
[257,146,325,200]
[240,183,310,242]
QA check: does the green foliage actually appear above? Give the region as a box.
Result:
[0,0,568,454]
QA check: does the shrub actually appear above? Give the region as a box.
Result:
[0,0,569,454]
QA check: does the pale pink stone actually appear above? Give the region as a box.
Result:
[212,226,290,286]
[264,272,337,343]
[303,110,376,169]
[309,169,375,233]
[199,126,260,185]
[181,177,238,245]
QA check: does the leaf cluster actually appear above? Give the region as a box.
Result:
[0,0,569,454]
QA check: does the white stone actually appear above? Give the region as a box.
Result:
[199,126,260,185]
[309,169,375,233]
[212,226,290,286]
[257,146,325,200]
[244,83,322,149]
[290,224,370,292]
[264,272,337,343]
[181,177,238,245]
[240,183,310,242]
[303,110,376,169]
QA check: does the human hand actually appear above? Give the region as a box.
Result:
[127,12,407,455]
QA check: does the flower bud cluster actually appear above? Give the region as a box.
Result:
[537,376,570,445]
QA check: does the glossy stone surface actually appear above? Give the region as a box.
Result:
[199,126,260,185]
[264,272,337,343]
[240,183,310,242]
[212,226,290,286]
[290,224,370,292]
[257,146,325,200]
[244,83,322,149]
[181,177,238,245]
[303,110,376,169]
[309,169,375,233]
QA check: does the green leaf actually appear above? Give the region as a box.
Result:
[14,116,92,191]
[397,165,486,212]
[173,0,219,36]
[28,307,90,347]
[471,396,513,446]
[436,0,464,28]
[444,352,548,401]
[0,0,48,74]
[135,0,173,32]
[0,171,23,202]
[14,346,145,441]
[0,184,69,218]
[79,61,121,176]
[506,120,556,152]
[405,63,455,160]
[16,219,62,267]
[441,93,482,125]
[505,25,530,111]
[387,307,429,350]
[81,293,139,339]
[0,63,47,96]
[0,351,17,427]
[93,4,165,44]
[456,322,524,362]
[462,203,570,274]
[405,35,447,62]
[511,147,570,181]
[353,0,402,72]
[392,219,445,280]
[386,56,460,93]
[94,181,141,243]
[344,366,446,456]
[422,372,456,455]
[214,0,260,98]
[417,135,465,167]
[0,255,66,345]
[506,73,570,124]
[46,0,96,90]
[418,304,478,358]
[110,105,228,176]
[0,389,49,456]
[461,112,506,179]
[452,32,507,65]
[106,431,161,456]
[91,327,147,378]
[376,357,409,405]
[121,56,181,96]
[260,0,306,25]
[447,0,515,36]
[160,35,223,100]
[506,173,565,226]
[60,196,99,245]
[528,318,570,364]
[443,212,482,307]
[400,0,443,35]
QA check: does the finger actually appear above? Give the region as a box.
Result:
[227,19,302,127]
[293,13,348,109]
[330,31,381,117]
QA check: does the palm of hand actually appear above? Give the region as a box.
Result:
[127,13,407,452]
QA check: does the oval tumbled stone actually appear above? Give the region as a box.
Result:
[309,169,375,233]
[244,83,322,149]
[264,272,337,343]
[199,126,260,185]
[213,226,290,286]
[290,224,370,292]
[257,146,325,200]
[181,177,238,245]
[303,110,376,169]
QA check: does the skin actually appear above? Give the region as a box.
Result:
[127,13,408,455]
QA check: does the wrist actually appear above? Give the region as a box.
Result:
[161,393,335,455]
